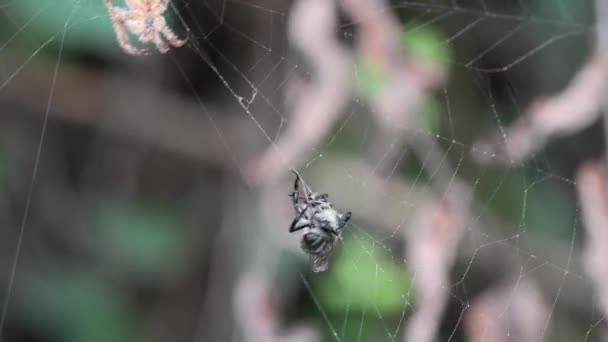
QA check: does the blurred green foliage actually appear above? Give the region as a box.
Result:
[325,313,398,342]
[316,235,412,314]
[354,23,448,133]
[313,235,412,341]
[9,0,116,54]
[354,56,388,98]
[96,202,190,279]
[474,104,576,240]
[418,95,441,133]
[399,23,451,64]
[15,202,189,341]
[18,269,133,342]
[0,1,594,341]
[321,27,447,333]
[476,169,575,239]
[354,21,450,96]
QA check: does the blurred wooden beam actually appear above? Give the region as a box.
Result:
[0,51,261,171]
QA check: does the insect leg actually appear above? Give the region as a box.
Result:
[289,221,310,233]
[322,226,340,236]
[337,211,352,231]
[317,220,340,237]
[289,206,311,232]
[289,170,303,214]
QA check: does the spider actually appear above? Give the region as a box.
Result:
[104,0,187,55]
[288,170,351,272]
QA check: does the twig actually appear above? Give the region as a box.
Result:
[233,270,320,342]
[596,0,608,54]
[464,279,548,342]
[243,0,353,186]
[597,0,608,165]
[472,54,608,165]
[472,0,608,165]
[405,194,465,342]
[577,161,608,325]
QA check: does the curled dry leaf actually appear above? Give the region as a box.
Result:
[472,54,608,165]
[341,0,448,178]
[577,161,608,320]
[243,0,352,186]
[233,271,320,342]
[245,0,448,186]
[405,194,465,342]
[465,279,548,342]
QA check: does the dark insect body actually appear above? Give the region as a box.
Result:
[288,170,351,272]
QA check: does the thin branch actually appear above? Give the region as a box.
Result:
[472,54,608,165]
[577,161,608,324]
[233,270,320,342]
[340,0,447,178]
[465,279,548,342]
[243,0,353,186]
[596,0,608,54]
[405,194,465,342]
[597,0,608,165]
[472,0,608,165]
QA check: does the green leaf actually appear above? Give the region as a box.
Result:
[96,202,189,278]
[324,312,395,341]
[476,167,575,241]
[524,179,574,239]
[418,95,440,133]
[400,23,451,64]
[354,23,450,98]
[8,0,123,54]
[354,56,389,97]
[315,235,413,314]
[18,269,132,342]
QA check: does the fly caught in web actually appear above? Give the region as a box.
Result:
[288,170,352,272]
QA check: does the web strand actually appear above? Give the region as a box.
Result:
[0,0,600,341]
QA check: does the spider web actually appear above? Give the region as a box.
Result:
[0,0,603,341]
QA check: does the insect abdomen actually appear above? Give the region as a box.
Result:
[301,232,329,253]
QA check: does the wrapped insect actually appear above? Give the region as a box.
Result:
[288,170,351,272]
